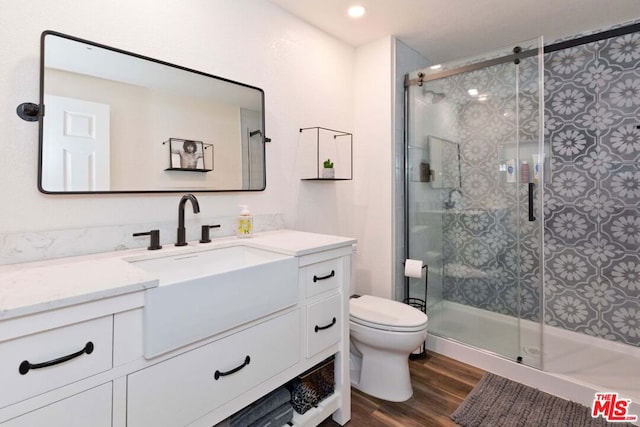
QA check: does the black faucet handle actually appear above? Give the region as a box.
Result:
[200,224,221,243]
[133,229,162,250]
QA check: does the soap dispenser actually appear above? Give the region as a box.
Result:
[237,205,253,238]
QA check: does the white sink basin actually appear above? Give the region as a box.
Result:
[132,245,290,286]
[129,245,298,358]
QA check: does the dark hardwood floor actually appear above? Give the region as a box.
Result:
[319,351,485,427]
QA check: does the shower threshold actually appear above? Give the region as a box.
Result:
[426,301,640,418]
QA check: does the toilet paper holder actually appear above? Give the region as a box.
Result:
[402,261,428,359]
[402,261,428,314]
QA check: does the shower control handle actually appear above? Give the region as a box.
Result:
[528,183,536,222]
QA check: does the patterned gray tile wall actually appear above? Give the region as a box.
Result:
[440,32,640,347]
[543,34,640,347]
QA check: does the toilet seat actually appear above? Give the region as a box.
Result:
[350,295,428,333]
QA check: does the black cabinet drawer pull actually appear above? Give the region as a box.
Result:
[313,270,335,282]
[315,317,337,333]
[19,342,94,375]
[214,355,251,380]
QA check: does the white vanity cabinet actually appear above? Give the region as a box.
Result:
[125,243,353,427]
[0,291,146,427]
[303,256,344,358]
[0,315,112,409]
[290,250,351,427]
[127,310,302,427]
[1,383,112,427]
[306,293,342,357]
[0,230,354,427]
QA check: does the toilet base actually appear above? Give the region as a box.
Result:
[350,344,414,402]
[348,296,428,403]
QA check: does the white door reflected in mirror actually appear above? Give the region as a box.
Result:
[42,95,110,192]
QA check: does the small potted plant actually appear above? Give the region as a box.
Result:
[322,158,335,179]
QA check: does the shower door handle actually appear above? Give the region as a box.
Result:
[528,183,536,221]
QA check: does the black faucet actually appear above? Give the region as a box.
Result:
[176,194,200,246]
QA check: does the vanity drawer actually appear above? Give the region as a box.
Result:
[306,294,342,357]
[0,315,113,409]
[305,258,341,298]
[1,382,112,427]
[127,310,301,427]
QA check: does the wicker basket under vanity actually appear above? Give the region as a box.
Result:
[286,356,335,414]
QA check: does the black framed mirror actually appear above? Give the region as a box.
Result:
[38,31,266,194]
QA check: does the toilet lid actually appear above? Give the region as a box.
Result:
[350,295,428,332]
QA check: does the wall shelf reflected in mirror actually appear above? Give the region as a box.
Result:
[164,168,213,173]
[164,139,213,173]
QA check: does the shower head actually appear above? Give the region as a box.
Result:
[424,89,446,104]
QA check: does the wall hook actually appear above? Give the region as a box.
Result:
[16,102,41,122]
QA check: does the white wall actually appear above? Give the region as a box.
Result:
[352,37,394,299]
[0,0,354,234]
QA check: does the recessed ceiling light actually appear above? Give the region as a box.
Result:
[348,5,366,18]
[467,88,479,96]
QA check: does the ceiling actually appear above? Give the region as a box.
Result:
[268,0,640,64]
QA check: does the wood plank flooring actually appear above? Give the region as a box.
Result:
[319,351,485,427]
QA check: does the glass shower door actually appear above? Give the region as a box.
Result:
[405,39,544,368]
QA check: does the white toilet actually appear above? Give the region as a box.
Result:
[349,295,428,402]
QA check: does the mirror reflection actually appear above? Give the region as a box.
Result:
[427,136,461,188]
[39,31,266,193]
[409,135,461,188]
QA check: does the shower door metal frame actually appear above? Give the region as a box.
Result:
[404,21,640,89]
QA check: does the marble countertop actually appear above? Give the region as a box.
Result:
[236,229,356,256]
[0,229,355,321]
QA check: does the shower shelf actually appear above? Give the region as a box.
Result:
[499,140,552,183]
[299,127,353,181]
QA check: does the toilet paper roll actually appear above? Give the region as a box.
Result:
[404,259,424,278]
